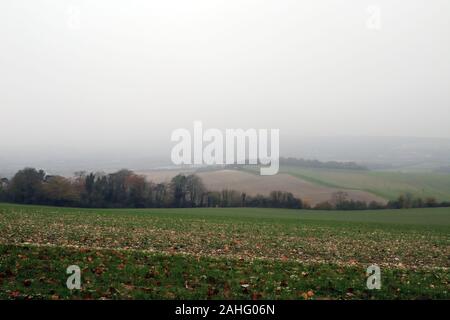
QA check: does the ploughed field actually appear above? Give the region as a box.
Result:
[0,203,448,299]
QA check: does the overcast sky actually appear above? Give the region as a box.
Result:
[1,0,449,159]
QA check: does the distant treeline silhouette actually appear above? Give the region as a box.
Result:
[279,157,369,170]
[313,191,450,210]
[1,168,449,210]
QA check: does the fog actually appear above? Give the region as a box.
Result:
[1,0,449,170]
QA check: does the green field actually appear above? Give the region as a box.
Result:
[282,166,450,201]
[0,203,448,299]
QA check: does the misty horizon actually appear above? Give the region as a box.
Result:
[1,0,450,175]
[1,135,450,177]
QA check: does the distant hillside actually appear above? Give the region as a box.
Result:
[282,166,450,201]
[281,136,450,171]
[434,166,450,174]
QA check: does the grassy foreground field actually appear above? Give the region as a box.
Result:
[0,203,448,299]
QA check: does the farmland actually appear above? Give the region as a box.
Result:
[138,166,450,205]
[281,166,450,201]
[139,169,386,206]
[0,203,448,299]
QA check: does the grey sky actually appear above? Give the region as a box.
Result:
[1,0,449,159]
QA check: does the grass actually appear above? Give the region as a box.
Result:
[0,203,449,299]
[281,166,450,201]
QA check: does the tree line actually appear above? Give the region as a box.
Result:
[279,157,369,171]
[0,168,449,210]
[313,191,450,210]
[0,168,303,209]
